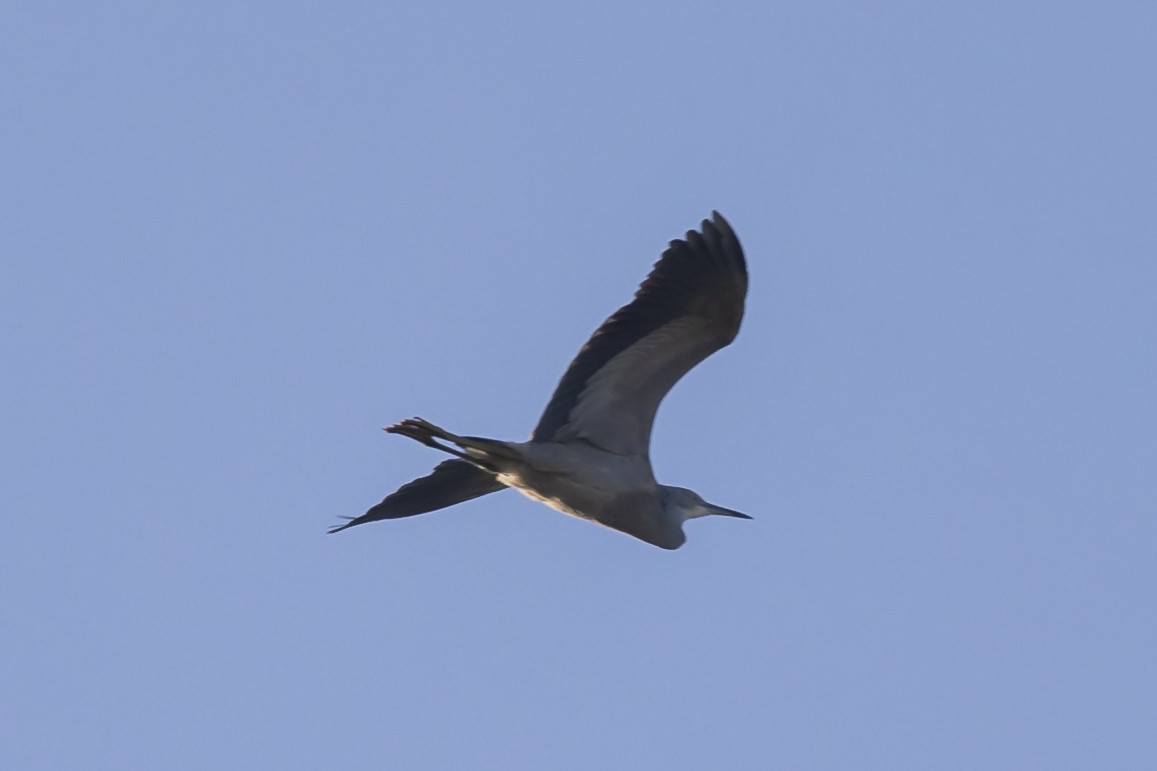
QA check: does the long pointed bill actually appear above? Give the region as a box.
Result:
[708,503,752,520]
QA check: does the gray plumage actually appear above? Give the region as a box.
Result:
[331,211,751,549]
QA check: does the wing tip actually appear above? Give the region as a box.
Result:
[704,211,741,255]
[327,517,357,534]
[708,210,734,238]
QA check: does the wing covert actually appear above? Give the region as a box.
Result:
[531,212,747,455]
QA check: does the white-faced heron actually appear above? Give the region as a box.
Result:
[332,212,751,549]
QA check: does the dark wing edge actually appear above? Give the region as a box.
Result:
[531,211,747,442]
[329,459,505,533]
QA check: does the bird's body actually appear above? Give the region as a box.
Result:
[333,212,751,549]
[457,435,677,548]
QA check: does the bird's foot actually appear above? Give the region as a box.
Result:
[386,417,471,459]
[386,417,449,444]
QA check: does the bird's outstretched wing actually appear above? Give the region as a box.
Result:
[329,459,505,533]
[531,212,747,456]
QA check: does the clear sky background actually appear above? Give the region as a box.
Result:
[4,2,1155,769]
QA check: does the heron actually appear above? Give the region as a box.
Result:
[331,211,751,549]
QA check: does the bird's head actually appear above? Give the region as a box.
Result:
[661,486,751,524]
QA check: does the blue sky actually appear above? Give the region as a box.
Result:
[4,2,1155,769]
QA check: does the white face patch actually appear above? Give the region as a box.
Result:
[682,496,713,521]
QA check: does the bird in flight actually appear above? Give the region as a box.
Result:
[332,212,751,549]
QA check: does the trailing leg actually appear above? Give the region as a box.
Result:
[386,417,520,471]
